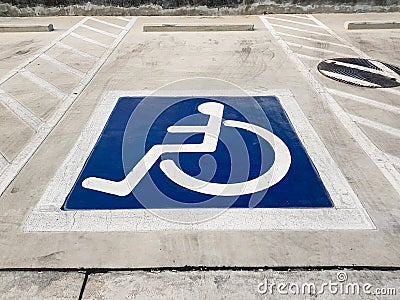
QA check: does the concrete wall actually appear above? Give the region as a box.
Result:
[0,0,399,16]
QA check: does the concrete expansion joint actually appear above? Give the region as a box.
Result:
[2,265,400,273]
[0,267,398,299]
[78,272,89,300]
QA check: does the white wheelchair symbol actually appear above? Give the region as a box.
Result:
[82,102,291,196]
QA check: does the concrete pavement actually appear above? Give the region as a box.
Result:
[0,269,399,299]
[0,12,399,298]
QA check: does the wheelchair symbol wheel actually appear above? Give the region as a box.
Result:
[82,102,291,197]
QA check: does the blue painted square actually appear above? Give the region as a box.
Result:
[63,96,332,210]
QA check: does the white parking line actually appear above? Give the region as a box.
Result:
[277,32,352,49]
[307,15,366,57]
[80,24,119,38]
[267,16,324,28]
[56,42,98,60]
[41,54,85,78]
[386,153,400,167]
[87,17,125,30]
[19,69,67,100]
[269,24,331,36]
[0,89,43,130]
[116,16,132,22]
[350,114,400,138]
[278,14,313,21]
[327,89,400,114]
[0,154,8,173]
[70,32,109,48]
[0,17,137,196]
[286,42,351,57]
[260,16,400,196]
[0,17,89,87]
[372,61,400,82]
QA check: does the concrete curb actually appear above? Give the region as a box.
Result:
[143,23,254,32]
[344,21,400,30]
[0,24,54,32]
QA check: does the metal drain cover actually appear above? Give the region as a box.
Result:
[317,58,400,88]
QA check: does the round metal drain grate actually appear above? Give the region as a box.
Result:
[317,58,400,88]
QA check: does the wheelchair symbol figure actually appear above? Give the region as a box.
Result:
[82,102,291,197]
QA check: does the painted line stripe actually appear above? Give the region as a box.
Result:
[87,17,125,30]
[80,24,118,38]
[277,32,352,49]
[0,153,8,171]
[351,114,400,138]
[371,61,400,81]
[286,42,351,57]
[327,89,400,114]
[259,16,400,196]
[116,16,131,22]
[319,70,381,87]
[296,53,321,61]
[307,15,364,57]
[20,69,67,100]
[0,89,43,130]
[326,59,400,79]
[386,153,400,167]
[269,24,331,36]
[267,16,324,28]
[277,14,313,21]
[56,41,98,60]
[70,32,109,48]
[41,54,85,78]
[0,17,89,87]
[0,17,137,196]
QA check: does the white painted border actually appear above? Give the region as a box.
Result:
[25,89,375,232]
[259,15,400,196]
[0,17,137,196]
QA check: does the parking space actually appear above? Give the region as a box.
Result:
[26,89,375,232]
[0,14,399,271]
